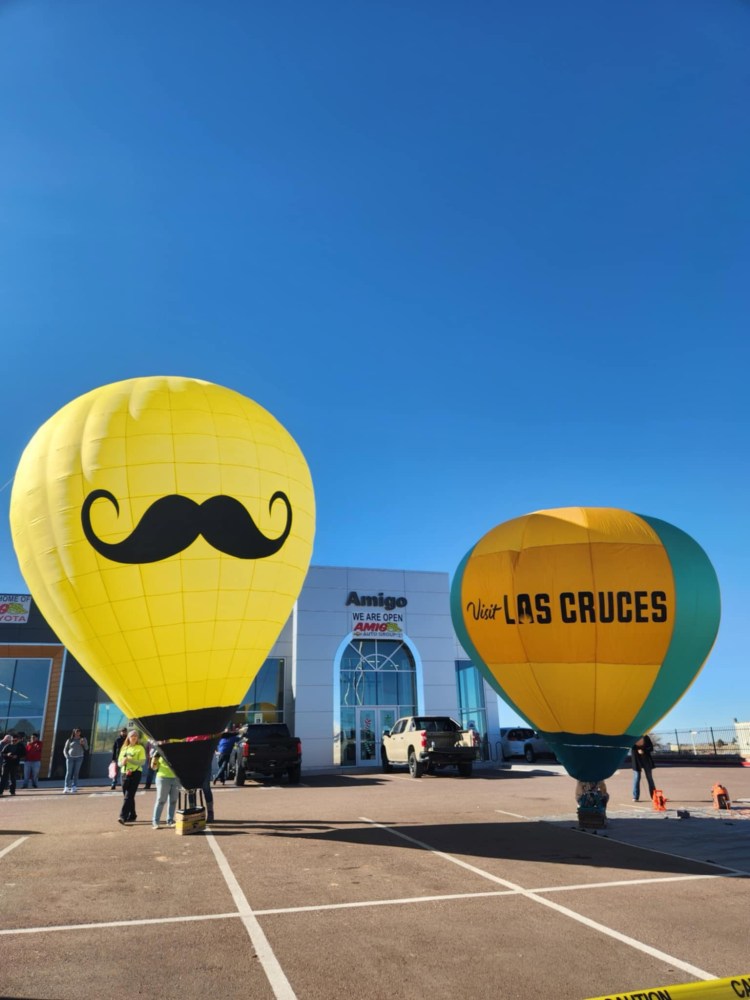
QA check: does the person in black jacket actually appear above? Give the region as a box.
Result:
[0,733,26,796]
[111,728,128,790]
[631,734,656,802]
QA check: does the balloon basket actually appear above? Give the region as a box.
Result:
[175,788,206,836]
[577,807,607,831]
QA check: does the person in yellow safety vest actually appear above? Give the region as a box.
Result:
[117,730,146,825]
[150,749,181,829]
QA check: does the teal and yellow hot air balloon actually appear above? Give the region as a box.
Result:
[450,507,720,781]
[10,376,315,789]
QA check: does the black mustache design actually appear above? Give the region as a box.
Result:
[81,489,292,564]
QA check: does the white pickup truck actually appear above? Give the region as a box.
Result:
[381,716,478,778]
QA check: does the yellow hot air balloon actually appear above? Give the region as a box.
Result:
[10,376,315,788]
[451,507,720,781]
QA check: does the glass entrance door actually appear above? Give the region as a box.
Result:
[356,707,397,766]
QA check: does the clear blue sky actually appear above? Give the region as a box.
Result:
[1,0,748,732]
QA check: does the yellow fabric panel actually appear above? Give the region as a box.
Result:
[458,506,677,736]
[462,530,674,666]
[461,547,528,662]
[123,627,159,661]
[10,376,315,721]
[490,661,662,734]
[474,506,664,554]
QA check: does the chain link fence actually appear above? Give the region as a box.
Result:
[650,725,747,761]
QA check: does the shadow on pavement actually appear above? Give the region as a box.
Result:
[210,816,747,876]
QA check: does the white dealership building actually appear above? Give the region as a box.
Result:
[1,565,504,779]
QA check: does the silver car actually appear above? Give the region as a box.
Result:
[499,726,554,763]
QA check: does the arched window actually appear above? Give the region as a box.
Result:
[338,639,417,766]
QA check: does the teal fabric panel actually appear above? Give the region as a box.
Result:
[544,730,632,782]
[627,514,721,738]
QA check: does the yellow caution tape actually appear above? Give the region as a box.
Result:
[585,974,750,1000]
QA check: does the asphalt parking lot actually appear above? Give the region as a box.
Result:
[1,762,748,1000]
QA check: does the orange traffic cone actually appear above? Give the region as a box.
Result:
[711,783,731,810]
[652,788,667,811]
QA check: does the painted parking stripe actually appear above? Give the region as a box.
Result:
[0,870,733,937]
[361,816,716,982]
[0,912,239,936]
[254,889,518,915]
[205,830,298,1000]
[252,872,722,914]
[0,837,27,860]
[533,873,733,893]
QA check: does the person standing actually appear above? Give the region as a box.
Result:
[143,738,158,790]
[186,733,215,823]
[63,728,88,794]
[23,734,43,789]
[202,767,214,824]
[150,748,180,829]
[213,725,239,785]
[117,729,146,824]
[631,734,656,802]
[0,734,26,796]
[110,727,128,789]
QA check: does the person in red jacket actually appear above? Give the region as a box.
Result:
[23,734,43,788]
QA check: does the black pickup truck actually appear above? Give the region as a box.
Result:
[231,723,302,785]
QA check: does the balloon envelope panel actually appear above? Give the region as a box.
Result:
[10,376,315,725]
[451,507,720,780]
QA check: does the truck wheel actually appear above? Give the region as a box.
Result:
[408,750,423,779]
[287,765,301,784]
[381,748,392,773]
[458,761,473,777]
[524,745,536,763]
[234,766,246,787]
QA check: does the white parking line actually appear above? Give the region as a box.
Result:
[361,816,716,982]
[0,912,239,936]
[252,871,723,914]
[532,873,730,893]
[205,831,298,1000]
[0,837,27,860]
[0,869,731,935]
[254,889,518,915]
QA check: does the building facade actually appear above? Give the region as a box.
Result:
[0,567,506,778]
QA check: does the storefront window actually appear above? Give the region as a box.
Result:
[237,657,285,723]
[340,639,416,711]
[90,692,129,752]
[340,706,356,765]
[88,658,286,749]
[456,659,489,760]
[0,658,51,735]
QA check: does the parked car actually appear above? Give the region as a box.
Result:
[499,727,555,763]
[381,716,478,778]
[230,723,302,785]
